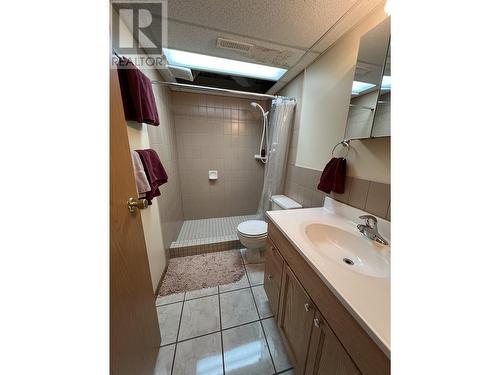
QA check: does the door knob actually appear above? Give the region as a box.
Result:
[127,197,149,213]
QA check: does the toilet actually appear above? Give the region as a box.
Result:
[237,195,302,262]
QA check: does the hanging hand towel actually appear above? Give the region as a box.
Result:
[117,57,160,126]
[332,157,346,194]
[317,157,346,194]
[135,149,168,204]
[130,150,151,198]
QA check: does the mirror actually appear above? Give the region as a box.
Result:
[344,17,391,140]
[371,41,390,137]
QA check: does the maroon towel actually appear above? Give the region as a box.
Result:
[117,57,160,126]
[317,157,346,194]
[135,149,168,204]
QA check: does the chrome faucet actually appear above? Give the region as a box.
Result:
[357,215,389,245]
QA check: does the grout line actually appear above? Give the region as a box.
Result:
[184,290,219,301]
[219,284,251,295]
[218,287,226,375]
[159,329,221,347]
[221,318,262,333]
[158,317,274,346]
[275,368,294,375]
[161,318,266,348]
[248,275,278,374]
[155,294,185,308]
[169,291,186,375]
[156,301,183,308]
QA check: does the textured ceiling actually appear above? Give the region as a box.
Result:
[162,0,386,93]
[167,19,306,68]
[167,0,358,50]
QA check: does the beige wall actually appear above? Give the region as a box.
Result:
[278,4,390,216]
[117,10,183,291]
[280,72,391,219]
[171,91,268,219]
[279,73,304,171]
[126,123,166,291]
[290,5,390,184]
[146,84,184,262]
[125,69,184,292]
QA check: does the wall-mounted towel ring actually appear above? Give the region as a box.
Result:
[332,140,350,159]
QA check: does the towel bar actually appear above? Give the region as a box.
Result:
[332,140,350,159]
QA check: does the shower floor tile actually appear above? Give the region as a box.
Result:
[171,214,263,249]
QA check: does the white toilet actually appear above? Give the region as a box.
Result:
[237,195,302,261]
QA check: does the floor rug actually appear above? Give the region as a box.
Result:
[158,249,245,296]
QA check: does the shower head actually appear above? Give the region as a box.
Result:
[250,102,266,116]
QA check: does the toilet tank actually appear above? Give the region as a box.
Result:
[270,195,302,210]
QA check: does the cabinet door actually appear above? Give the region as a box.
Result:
[278,265,315,375]
[264,242,284,317]
[305,311,361,375]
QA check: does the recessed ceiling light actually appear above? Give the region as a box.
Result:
[163,48,287,81]
[351,81,376,95]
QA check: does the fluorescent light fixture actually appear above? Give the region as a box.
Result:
[381,75,391,90]
[163,48,287,81]
[384,0,392,15]
[351,81,376,95]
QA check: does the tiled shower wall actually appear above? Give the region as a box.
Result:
[147,86,184,260]
[171,91,268,220]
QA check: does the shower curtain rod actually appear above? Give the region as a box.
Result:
[151,81,293,100]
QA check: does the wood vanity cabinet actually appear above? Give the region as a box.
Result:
[265,221,390,375]
[277,265,316,375]
[263,244,284,317]
[305,310,360,375]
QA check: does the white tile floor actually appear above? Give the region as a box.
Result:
[171,214,263,248]
[154,249,294,375]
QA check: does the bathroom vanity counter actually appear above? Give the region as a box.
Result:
[264,198,390,374]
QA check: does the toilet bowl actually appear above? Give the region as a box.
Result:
[237,195,302,262]
[237,220,268,250]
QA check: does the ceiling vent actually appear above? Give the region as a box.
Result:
[216,37,254,54]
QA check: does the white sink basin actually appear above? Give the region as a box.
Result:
[304,223,390,278]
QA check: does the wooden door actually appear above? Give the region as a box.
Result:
[305,311,361,375]
[278,265,315,375]
[264,241,284,317]
[110,63,160,375]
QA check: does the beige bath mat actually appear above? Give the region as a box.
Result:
[158,249,245,296]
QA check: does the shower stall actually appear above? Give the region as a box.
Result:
[153,83,295,257]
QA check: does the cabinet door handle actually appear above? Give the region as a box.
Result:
[267,274,273,280]
[314,318,321,327]
[304,303,311,312]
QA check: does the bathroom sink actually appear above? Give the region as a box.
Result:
[304,223,390,278]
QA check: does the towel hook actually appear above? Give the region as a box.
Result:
[332,139,350,159]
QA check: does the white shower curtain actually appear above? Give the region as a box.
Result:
[258,97,296,215]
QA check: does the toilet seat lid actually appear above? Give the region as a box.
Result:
[237,220,267,237]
